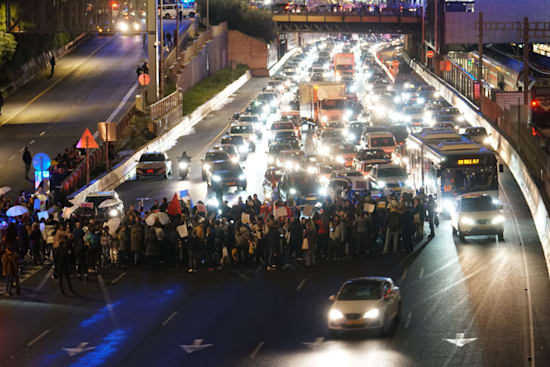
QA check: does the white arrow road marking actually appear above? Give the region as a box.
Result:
[404,312,412,328]
[180,339,213,354]
[443,333,477,347]
[303,337,324,350]
[419,267,425,279]
[62,342,95,356]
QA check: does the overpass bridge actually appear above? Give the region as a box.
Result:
[272,9,422,34]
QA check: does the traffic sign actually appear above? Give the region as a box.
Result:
[76,128,99,149]
[97,122,117,142]
[32,153,51,171]
[138,73,150,86]
[427,50,435,58]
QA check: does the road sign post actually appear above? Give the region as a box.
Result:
[98,122,117,172]
[32,153,51,192]
[77,128,99,184]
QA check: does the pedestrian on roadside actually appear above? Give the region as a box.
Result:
[48,55,56,78]
[57,241,75,295]
[166,32,172,48]
[136,64,143,79]
[0,90,4,115]
[22,146,32,180]
[131,217,145,266]
[2,246,19,296]
[178,10,183,22]
[426,195,437,238]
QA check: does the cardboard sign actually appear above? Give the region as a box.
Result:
[303,204,313,217]
[274,206,287,218]
[177,224,188,238]
[37,211,49,221]
[241,212,250,224]
[363,203,375,213]
[62,207,74,219]
[377,201,386,209]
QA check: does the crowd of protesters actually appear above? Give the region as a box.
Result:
[0,185,438,296]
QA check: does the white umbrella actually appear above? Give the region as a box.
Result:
[0,186,12,195]
[99,199,120,209]
[6,205,29,217]
[106,217,121,235]
[145,212,170,226]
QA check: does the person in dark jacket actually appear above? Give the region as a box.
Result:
[0,90,4,115]
[130,218,145,266]
[57,241,75,295]
[22,147,32,179]
[73,222,88,279]
[266,219,280,271]
[401,203,415,253]
[2,246,19,296]
[383,200,401,254]
[29,222,43,265]
[144,226,159,269]
[49,55,56,77]
[288,216,302,259]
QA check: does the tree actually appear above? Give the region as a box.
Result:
[0,4,17,66]
[198,0,276,43]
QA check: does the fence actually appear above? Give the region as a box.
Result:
[151,91,180,120]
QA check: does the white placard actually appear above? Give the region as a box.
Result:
[177,224,188,238]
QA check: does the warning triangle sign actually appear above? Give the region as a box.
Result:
[77,128,99,149]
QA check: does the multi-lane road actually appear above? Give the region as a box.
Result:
[1,35,550,367]
[0,20,189,197]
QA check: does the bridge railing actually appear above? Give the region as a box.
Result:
[272,7,422,19]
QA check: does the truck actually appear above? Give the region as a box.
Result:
[299,82,347,125]
[333,53,355,81]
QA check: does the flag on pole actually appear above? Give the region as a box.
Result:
[167,193,182,216]
[180,189,193,207]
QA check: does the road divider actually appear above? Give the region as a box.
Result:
[68,71,251,206]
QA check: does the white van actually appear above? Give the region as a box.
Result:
[159,3,196,19]
[364,131,397,154]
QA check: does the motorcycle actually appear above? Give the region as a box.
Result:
[178,157,191,180]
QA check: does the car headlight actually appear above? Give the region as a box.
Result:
[319,187,327,196]
[336,156,345,164]
[239,145,248,153]
[289,188,297,195]
[270,100,278,107]
[460,216,475,225]
[285,161,294,170]
[363,308,380,319]
[109,209,118,217]
[417,97,426,105]
[434,91,440,98]
[117,21,129,32]
[345,109,353,118]
[457,115,465,122]
[405,179,412,187]
[349,85,357,93]
[203,163,211,170]
[267,156,274,163]
[307,166,316,174]
[319,146,330,155]
[348,133,356,141]
[329,309,344,321]
[378,180,386,188]
[179,161,188,169]
[483,137,491,145]
[492,215,505,224]
[239,174,246,180]
[263,105,270,112]
[132,22,140,31]
[249,135,257,142]
[212,175,222,182]
[207,197,219,207]
[321,116,328,123]
[230,156,239,164]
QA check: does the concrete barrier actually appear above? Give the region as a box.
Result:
[269,48,301,76]
[402,55,550,276]
[69,70,252,205]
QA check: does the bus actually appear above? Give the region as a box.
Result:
[405,128,503,214]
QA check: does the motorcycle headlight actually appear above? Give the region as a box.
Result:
[461,216,475,225]
[319,187,327,196]
[321,116,328,123]
[109,209,118,217]
[231,156,239,164]
[289,188,297,195]
[179,161,188,169]
[212,175,222,182]
[492,215,505,224]
[363,308,380,319]
[328,309,344,321]
[239,174,246,180]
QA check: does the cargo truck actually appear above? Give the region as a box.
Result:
[299,82,347,126]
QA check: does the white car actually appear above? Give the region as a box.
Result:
[328,277,401,336]
[451,194,504,241]
[136,152,172,179]
[84,191,124,219]
[368,164,411,193]
[228,123,257,151]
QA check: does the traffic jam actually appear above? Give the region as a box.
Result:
[163,34,504,243]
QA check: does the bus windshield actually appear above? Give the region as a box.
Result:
[443,167,498,194]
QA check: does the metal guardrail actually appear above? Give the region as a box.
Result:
[151,91,180,121]
[272,7,422,21]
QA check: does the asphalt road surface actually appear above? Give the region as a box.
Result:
[0,19,190,198]
[1,72,550,366]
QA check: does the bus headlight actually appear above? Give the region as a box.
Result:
[492,215,505,224]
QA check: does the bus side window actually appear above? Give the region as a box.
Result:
[498,163,504,173]
[436,168,442,177]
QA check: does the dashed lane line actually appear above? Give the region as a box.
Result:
[161,311,178,326]
[110,272,127,284]
[296,278,307,292]
[249,341,264,359]
[27,329,50,347]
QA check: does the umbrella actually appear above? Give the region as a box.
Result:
[6,205,29,217]
[0,186,12,195]
[106,217,121,235]
[145,212,170,226]
[99,199,120,209]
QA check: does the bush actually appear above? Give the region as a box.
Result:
[182,64,248,116]
[198,0,275,43]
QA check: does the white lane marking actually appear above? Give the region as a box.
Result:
[110,272,127,284]
[39,131,46,136]
[249,341,264,359]
[402,268,408,280]
[443,332,478,347]
[296,278,307,291]
[404,312,412,328]
[62,341,95,356]
[8,155,15,161]
[180,339,213,354]
[500,184,536,364]
[303,337,324,349]
[27,329,50,346]
[419,267,424,279]
[29,139,35,145]
[19,147,25,152]
[106,83,138,123]
[162,311,178,326]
